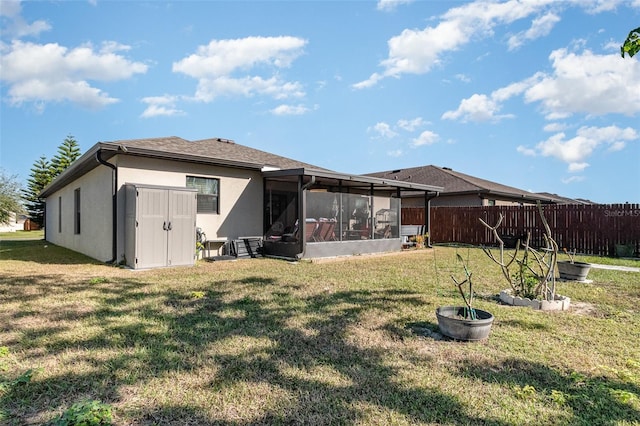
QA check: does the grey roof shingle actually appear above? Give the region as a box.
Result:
[102,136,327,171]
[366,165,556,202]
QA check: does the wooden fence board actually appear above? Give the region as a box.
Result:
[402,204,640,256]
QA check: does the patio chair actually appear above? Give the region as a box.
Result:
[304,218,319,242]
[316,218,337,241]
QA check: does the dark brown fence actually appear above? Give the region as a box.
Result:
[402,204,640,257]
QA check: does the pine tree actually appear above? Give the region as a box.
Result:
[50,135,81,177]
[23,156,53,228]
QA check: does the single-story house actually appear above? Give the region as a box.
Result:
[0,213,28,233]
[40,137,442,268]
[366,165,564,207]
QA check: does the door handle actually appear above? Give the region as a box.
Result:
[167,222,172,231]
[163,221,167,231]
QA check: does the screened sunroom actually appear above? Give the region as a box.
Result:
[262,168,441,259]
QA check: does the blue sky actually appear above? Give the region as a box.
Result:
[1,0,639,204]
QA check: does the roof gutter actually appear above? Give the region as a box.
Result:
[96,150,117,264]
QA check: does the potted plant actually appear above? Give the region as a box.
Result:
[435,253,494,341]
[615,243,635,258]
[557,248,591,282]
[479,202,570,311]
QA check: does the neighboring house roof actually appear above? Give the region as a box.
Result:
[40,136,328,198]
[535,192,594,205]
[366,165,558,204]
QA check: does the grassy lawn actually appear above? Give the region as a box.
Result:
[0,230,44,241]
[1,241,639,425]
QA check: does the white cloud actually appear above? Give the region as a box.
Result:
[445,47,640,123]
[441,93,514,122]
[270,104,309,116]
[411,130,439,146]
[525,48,640,119]
[354,0,559,88]
[543,122,568,132]
[352,72,383,90]
[397,117,426,131]
[517,145,537,156]
[0,40,148,109]
[140,95,185,118]
[387,149,403,157]
[582,0,622,13]
[608,140,626,151]
[190,75,304,103]
[562,175,586,184]
[455,73,471,83]
[354,0,628,89]
[568,162,589,172]
[522,125,638,171]
[507,12,561,50]
[369,122,398,139]
[173,36,307,102]
[377,0,414,12]
[0,0,51,38]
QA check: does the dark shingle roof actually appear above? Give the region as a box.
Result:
[366,165,556,203]
[40,136,329,197]
[103,136,326,171]
[535,192,594,205]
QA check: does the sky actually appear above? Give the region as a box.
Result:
[1,0,639,204]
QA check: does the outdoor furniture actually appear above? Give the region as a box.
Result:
[203,238,227,258]
[232,236,263,258]
[316,218,337,241]
[401,225,425,248]
[304,218,319,241]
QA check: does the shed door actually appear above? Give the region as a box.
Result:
[136,188,169,269]
[167,190,197,266]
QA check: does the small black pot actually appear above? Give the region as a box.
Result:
[435,306,494,341]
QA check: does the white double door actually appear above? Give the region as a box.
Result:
[135,187,196,268]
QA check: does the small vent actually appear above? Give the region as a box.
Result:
[216,138,235,144]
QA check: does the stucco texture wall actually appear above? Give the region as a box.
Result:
[45,166,114,262]
[115,156,263,260]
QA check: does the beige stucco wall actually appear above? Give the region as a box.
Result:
[45,165,114,262]
[115,156,263,261]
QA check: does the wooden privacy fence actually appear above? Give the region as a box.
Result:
[402,204,640,257]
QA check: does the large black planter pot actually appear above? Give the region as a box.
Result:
[557,261,591,282]
[435,306,494,341]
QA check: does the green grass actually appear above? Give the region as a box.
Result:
[0,230,44,241]
[1,242,639,425]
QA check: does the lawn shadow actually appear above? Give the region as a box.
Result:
[2,271,513,424]
[455,357,640,425]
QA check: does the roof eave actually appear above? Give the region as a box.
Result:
[263,167,443,192]
[39,142,267,198]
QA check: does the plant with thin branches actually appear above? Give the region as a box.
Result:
[450,252,477,319]
[479,202,558,301]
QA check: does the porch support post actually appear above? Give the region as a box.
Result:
[369,183,374,239]
[338,180,343,241]
[298,175,305,256]
[424,192,431,248]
